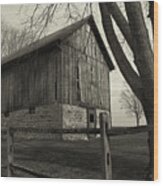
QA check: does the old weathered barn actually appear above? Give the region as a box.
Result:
[1,16,114,136]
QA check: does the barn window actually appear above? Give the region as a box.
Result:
[29,106,35,114]
[87,108,96,140]
[90,113,94,123]
[94,45,97,57]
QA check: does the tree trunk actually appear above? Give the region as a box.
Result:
[142,101,154,180]
[125,2,154,180]
[148,1,154,34]
[99,2,154,180]
[99,3,143,102]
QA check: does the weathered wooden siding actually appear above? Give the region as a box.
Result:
[2,22,110,113]
[2,47,61,113]
[61,23,110,110]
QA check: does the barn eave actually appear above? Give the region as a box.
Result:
[1,15,114,71]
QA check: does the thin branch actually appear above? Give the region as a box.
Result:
[105,2,134,51]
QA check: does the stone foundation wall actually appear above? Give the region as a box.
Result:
[1,103,110,141]
[62,104,87,140]
[1,103,62,139]
[62,104,110,140]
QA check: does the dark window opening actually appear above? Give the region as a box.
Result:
[77,81,80,89]
[29,106,35,114]
[76,65,79,79]
[4,111,9,117]
[91,66,93,72]
[77,91,81,101]
[90,113,94,123]
[94,45,97,56]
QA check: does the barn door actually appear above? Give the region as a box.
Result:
[87,108,96,140]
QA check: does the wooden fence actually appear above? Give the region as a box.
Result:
[5,112,151,179]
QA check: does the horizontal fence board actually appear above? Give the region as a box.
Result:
[7,126,152,136]
[1,165,7,169]
[11,163,52,178]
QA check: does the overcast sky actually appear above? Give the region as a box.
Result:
[1,3,147,126]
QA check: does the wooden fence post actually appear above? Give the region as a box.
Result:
[100,112,112,180]
[7,127,14,177]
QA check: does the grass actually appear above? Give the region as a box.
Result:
[1,132,149,180]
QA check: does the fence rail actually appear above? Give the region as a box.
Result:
[5,125,151,136]
[6,112,113,179]
[11,163,52,178]
[4,112,151,179]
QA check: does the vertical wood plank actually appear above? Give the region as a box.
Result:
[83,54,87,103]
[65,45,69,103]
[80,54,85,103]
[58,49,63,104]
[61,45,65,103]
[74,48,77,103]
[24,60,29,107]
[35,53,40,105]
[9,70,14,112]
[1,74,5,112]
[90,58,93,106]
[18,63,22,109]
[72,46,76,104]
[62,45,66,103]
[51,52,58,101]
[28,57,34,107]
[5,71,8,111]
[48,52,52,103]
[56,52,59,102]
[69,45,72,104]
[47,51,52,103]
[67,45,70,104]
[95,58,99,107]
[44,53,48,104]
[100,112,112,180]
[19,63,23,109]
[103,65,106,108]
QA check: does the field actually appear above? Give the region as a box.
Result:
[1,132,149,180]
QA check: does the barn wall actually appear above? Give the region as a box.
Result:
[1,103,62,139]
[2,46,61,113]
[61,23,110,110]
[2,22,111,117]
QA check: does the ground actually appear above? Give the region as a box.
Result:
[1,132,149,180]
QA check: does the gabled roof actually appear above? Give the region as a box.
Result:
[2,15,114,70]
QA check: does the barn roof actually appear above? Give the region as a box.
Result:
[1,15,114,70]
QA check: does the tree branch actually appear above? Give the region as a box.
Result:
[125,2,154,80]
[105,2,134,52]
[148,1,154,35]
[99,3,143,102]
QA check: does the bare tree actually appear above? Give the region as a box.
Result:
[120,89,143,127]
[9,2,154,179]
[1,21,36,58]
[99,2,154,179]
